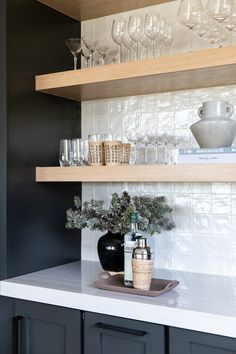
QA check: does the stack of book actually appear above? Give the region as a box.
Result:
[177,147,236,164]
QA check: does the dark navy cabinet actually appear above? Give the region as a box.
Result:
[84,312,165,354]
[14,300,81,354]
[169,327,236,354]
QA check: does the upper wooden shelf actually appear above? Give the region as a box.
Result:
[36,46,236,102]
[38,0,173,21]
[36,165,236,182]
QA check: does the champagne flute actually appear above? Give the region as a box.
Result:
[177,0,204,52]
[65,38,82,70]
[128,15,144,61]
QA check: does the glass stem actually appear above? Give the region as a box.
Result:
[152,40,155,58]
[137,42,139,61]
[74,56,78,70]
[145,144,148,165]
[134,143,137,165]
[155,144,158,164]
[118,45,122,63]
[189,29,193,52]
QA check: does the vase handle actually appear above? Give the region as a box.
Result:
[98,271,112,280]
[198,107,204,118]
[226,104,234,118]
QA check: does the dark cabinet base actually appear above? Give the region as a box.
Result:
[169,327,236,354]
[14,300,81,354]
[84,312,165,354]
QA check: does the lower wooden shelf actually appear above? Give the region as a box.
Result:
[36,165,236,182]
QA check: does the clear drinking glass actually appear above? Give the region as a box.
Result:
[71,139,82,166]
[145,13,160,58]
[162,23,175,55]
[202,18,229,47]
[82,36,99,66]
[128,15,144,61]
[65,38,82,70]
[80,139,89,165]
[207,0,231,23]
[59,139,72,167]
[96,40,111,65]
[107,45,120,64]
[177,0,204,51]
[112,19,127,63]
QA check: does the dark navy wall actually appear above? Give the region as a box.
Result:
[0,1,81,352]
[6,0,82,278]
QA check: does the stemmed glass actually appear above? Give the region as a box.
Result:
[107,46,120,64]
[128,15,144,60]
[162,23,175,55]
[145,13,160,58]
[122,32,135,61]
[156,19,167,56]
[112,19,127,63]
[125,131,144,164]
[96,40,111,65]
[65,38,82,70]
[202,18,229,47]
[82,36,99,67]
[177,0,204,52]
[206,0,231,23]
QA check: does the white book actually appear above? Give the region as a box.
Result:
[178,153,236,164]
[179,147,236,155]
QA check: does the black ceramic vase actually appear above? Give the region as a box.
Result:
[97,232,124,272]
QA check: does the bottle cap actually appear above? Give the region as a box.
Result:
[130,212,138,223]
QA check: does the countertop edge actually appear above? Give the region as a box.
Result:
[1,280,236,339]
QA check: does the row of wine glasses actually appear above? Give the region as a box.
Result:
[177,0,236,50]
[112,14,175,62]
[65,37,120,69]
[65,14,175,69]
[125,130,187,165]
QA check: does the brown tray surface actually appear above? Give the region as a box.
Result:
[94,272,179,297]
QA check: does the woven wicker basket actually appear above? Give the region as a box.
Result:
[121,143,131,164]
[89,141,104,166]
[104,141,122,166]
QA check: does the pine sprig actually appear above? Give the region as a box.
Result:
[66,192,175,236]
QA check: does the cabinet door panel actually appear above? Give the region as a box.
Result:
[84,312,165,354]
[169,327,236,354]
[15,300,81,354]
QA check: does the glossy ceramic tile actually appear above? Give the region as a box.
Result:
[81,2,236,276]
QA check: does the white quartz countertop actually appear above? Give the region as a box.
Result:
[1,261,236,338]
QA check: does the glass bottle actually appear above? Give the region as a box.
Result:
[124,212,143,287]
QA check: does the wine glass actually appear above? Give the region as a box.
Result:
[81,44,91,68]
[162,23,175,55]
[112,19,127,63]
[96,40,111,65]
[202,18,229,47]
[207,0,231,23]
[107,46,120,64]
[122,31,135,62]
[145,13,160,58]
[128,15,144,61]
[92,50,103,66]
[177,0,204,52]
[82,36,99,67]
[65,38,82,70]
[156,19,167,56]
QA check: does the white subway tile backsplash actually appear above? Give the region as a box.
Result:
[81,1,236,276]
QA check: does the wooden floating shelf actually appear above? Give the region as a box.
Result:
[37,0,173,21]
[36,46,236,102]
[36,165,236,183]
